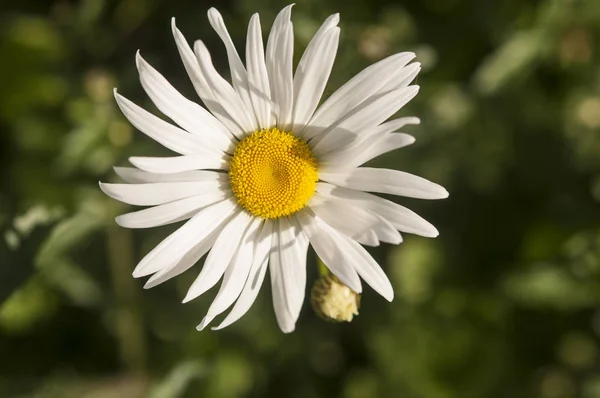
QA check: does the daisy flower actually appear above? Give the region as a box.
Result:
[100,5,448,333]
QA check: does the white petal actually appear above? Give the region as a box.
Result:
[353,133,415,166]
[387,62,421,92]
[372,117,421,135]
[171,19,244,137]
[292,14,340,128]
[369,216,403,245]
[328,230,394,301]
[183,210,253,303]
[319,116,420,166]
[320,167,449,200]
[171,18,211,99]
[207,8,255,122]
[316,182,439,237]
[99,181,225,206]
[299,210,393,301]
[302,52,416,141]
[128,154,229,174]
[277,217,309,321]
[312,86,420,156]
[296,210,362,294]
[212,220,274,330]
[113,167,228,184]
[269,219,295,333]
[114,90,206,155]
[144,228,221,289]
[309,194,401,245]
[132,198,237,278]
[266,6,294,129]
[246,14,274,129]
[194,40,257,136]
[197,217,262,330]
[135,52,234,153]
[319,133,415,173]
[310,196,377,246]
[270,267,293,332]
[371,201,438,237]
[267,4,293,45]
[115,190,231,229]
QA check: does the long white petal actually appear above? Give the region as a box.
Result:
[135,52,233,153]
[194,40,257,136]
[132,198,237,277]
[266,6,294,129]
[386,62,421,92]
[312,86,420,155]
[197,217,262,330]
[310,196,377,246]
[302,52,416,141]
[296,210,362,293]
[320,167,449,200]
[171,18,242,137]
[183,210,253,302]
[115,190,231,229]
[319,116,420,166]
[292,14,340,128]
[113,167,228,184]
[316,182,439,237]
[277,217,309,321]
[114,90,206,155]
[370,215,404,245]
[310,194,401,245]
[319,133,415,173]
[143,228,221,289]
[128,154,229,174]
[269,219,295,333]
[207,8,255,122]
[99,181,225,206]
[212,220,274,330]
[246,14,273,129]
[328,230,394,301]
[299,210,393,301]
[371,117,421,135]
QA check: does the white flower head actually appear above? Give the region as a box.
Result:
[100,5,448,333]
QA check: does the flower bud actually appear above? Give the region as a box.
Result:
[311,274,361,322]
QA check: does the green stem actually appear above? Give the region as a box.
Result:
[317,257,330,277]
[106,223,147,375]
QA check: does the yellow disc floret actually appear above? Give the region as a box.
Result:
[229,128,318,219]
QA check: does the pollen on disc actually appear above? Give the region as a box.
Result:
[228,128,319,219]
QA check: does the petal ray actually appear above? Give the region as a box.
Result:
[246,14,274,129]
[135,52,233,153]
[132,198,237,277]
[212,220,274,330]
[115,190,231,229]
[183,210,253,302]
[292,14,340,128]
[320,167,449,200]
[128,154,229,174]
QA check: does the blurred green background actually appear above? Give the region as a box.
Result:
[1,0,600,397]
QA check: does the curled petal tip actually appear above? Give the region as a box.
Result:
[196,315,214,331]
[132,268,146,278]
[143,280,154,289]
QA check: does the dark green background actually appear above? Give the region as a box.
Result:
[1,0,600,396]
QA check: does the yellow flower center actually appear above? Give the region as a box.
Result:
[228,128,318,219]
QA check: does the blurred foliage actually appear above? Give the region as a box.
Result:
[1,0,600,397]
